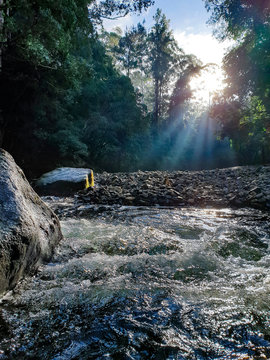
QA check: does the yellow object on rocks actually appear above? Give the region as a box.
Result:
[85,170,94,189]
[90,170,95,187]
[85,175,90,189]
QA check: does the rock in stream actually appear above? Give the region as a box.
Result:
[0,149,63,295]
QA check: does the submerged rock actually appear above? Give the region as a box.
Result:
[0,149,63,295]
[35,167,92,196]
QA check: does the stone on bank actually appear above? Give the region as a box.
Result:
[35,167,92,196]
[0,149,63,295]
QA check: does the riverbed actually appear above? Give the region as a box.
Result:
[0,205,269,359]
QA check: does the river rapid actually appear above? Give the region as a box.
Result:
[0,205,270,359]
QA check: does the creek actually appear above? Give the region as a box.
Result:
[0,204,270,359]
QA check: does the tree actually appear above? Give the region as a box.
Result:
[106,24,154,112]
[0,0,93,173]
[107,11,203,125]
[204,0,270,164]
[73,39,150,171]
[114,23,147,77]
[148,9,186,131]
[0,0,155,176]
[204,0,270,40]
[168,60,209,122]
[89,0,154,21]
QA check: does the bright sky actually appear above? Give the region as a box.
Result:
[103,0,233,103]
[103,0,232,65]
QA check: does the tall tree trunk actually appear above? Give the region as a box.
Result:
[153,77,159,133]
[127,47,131,78]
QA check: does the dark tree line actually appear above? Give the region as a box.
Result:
[0,0,153,176]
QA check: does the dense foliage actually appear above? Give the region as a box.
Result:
[0,0,152,176]
[204,0,270,164]
[1,0,265,177]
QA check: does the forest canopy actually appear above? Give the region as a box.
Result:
[0,0,269,177]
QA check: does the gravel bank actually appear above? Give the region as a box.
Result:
[74,166,270,211]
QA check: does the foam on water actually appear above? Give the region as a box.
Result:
[0,207,269,359]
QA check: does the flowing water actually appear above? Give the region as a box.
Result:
[0,205,270,359]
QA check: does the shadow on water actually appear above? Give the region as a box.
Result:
[0,206,270,359]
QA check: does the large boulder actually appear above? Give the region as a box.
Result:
[35,167,92,196]
[0,149,63,295]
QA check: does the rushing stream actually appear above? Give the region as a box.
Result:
[0,205,270,359]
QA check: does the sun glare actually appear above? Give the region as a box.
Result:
[189,66,225,105]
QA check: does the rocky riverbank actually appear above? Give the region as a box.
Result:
[46,165,270,217]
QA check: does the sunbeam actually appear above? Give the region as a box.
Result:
[190,66,225,105]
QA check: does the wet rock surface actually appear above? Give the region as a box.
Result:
[71,166,270,215]
[0,149,63,295]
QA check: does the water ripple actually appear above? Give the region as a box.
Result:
[0,207,269,359]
